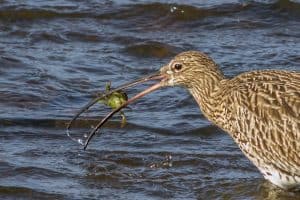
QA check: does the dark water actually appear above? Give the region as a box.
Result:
[0,0,300,199]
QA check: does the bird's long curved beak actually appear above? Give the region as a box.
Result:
[67,71,168,149]
[67,72,166,129]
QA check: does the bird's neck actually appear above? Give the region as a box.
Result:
[188,70,227,125]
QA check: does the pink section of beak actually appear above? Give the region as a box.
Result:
[124,76,166,105]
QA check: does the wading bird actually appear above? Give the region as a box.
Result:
[68,51,299,190]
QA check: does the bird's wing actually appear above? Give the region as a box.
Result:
[225,70,300,175]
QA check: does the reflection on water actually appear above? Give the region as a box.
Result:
[0,0,299,199]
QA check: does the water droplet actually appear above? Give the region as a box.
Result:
[170,6,177,13]
[149,163,156,169]
[66,130,71,137]
[77,139,84,145]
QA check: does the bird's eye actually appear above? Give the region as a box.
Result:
[174,63,182,71]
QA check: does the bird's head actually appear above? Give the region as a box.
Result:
[159,51,223,89]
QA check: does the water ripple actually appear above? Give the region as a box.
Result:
[0,0,299,199]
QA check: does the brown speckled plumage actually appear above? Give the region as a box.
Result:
[160,51,300,190]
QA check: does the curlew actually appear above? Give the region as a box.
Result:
[69,51,300,190]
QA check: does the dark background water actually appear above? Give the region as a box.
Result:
[0,0,299,199]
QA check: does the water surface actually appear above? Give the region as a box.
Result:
[0,0,300,199]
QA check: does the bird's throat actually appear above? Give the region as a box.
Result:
[188,74,227,125]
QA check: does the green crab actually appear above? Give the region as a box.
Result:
[99,82,128,127]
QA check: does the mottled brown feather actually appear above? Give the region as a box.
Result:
[160,51,300,189]
[217,71,300,184]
